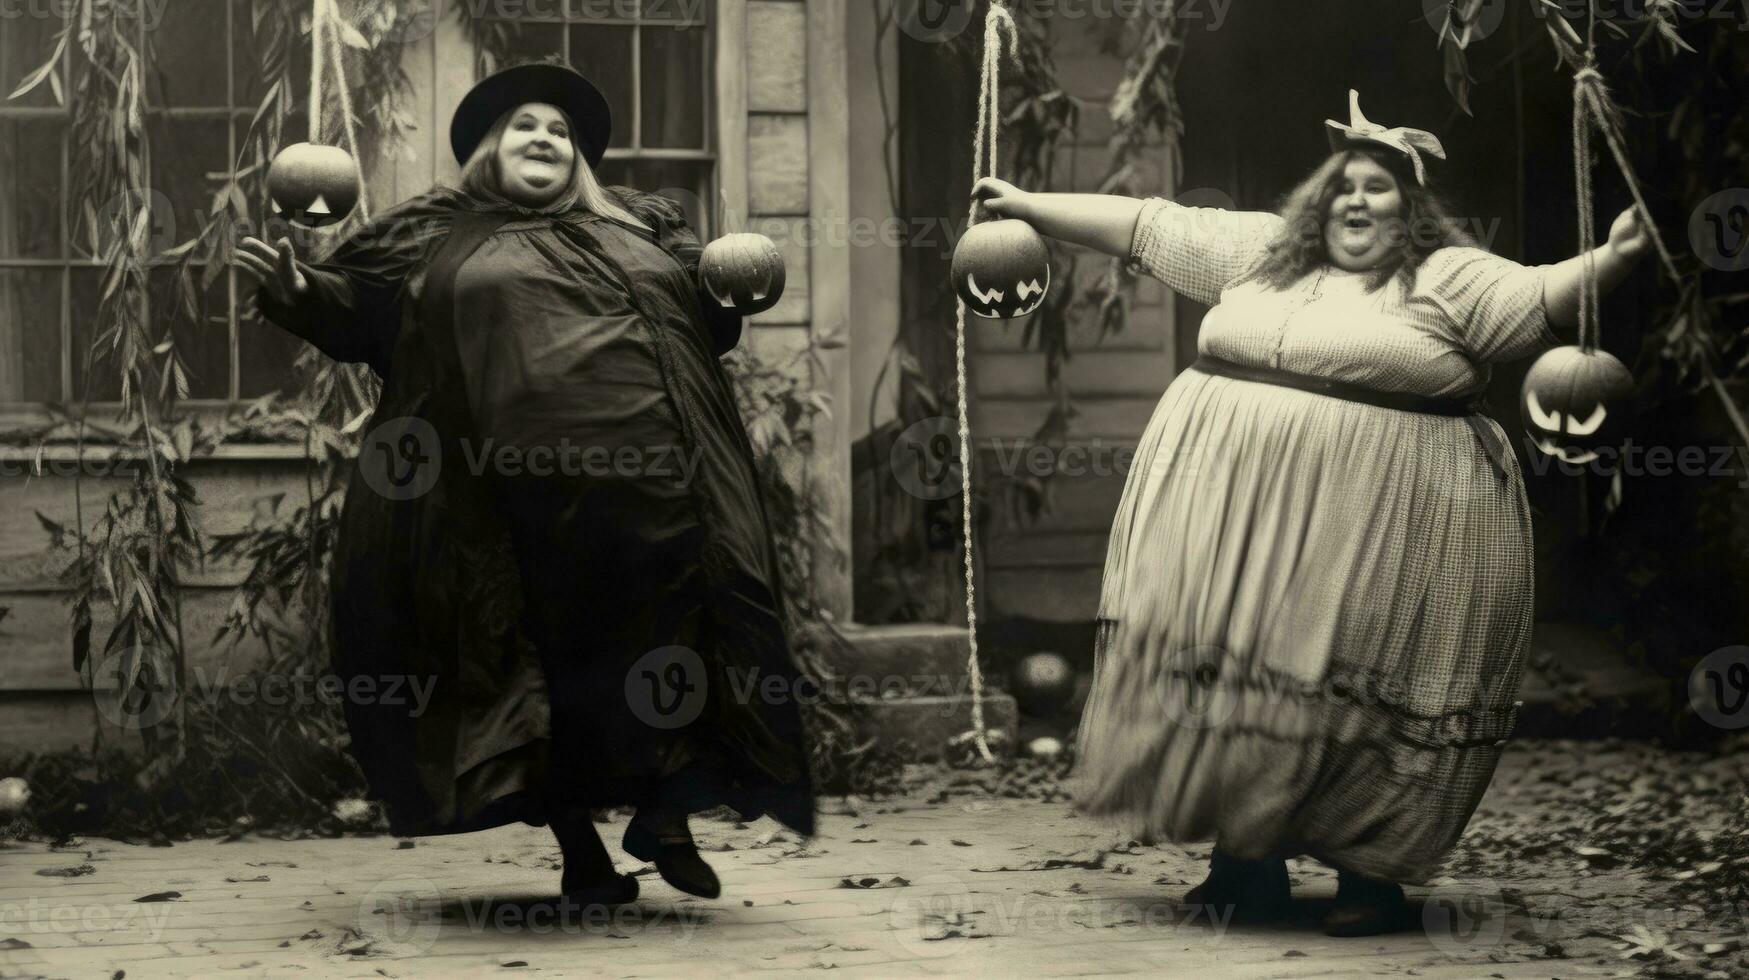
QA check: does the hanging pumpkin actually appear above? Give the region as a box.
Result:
[952,218,1051,319]
[699,233,786,315]
[1011,651,1075,717]
[1520,345,1633,466]
[267,142,360,229]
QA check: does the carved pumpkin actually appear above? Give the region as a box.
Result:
[267,143,360,228]
[1520,345,1633,466]
[1011,651,1075,717]
[699,233,786,315]
[952,218,1051,319]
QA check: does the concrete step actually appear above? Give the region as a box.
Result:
[803,621,972,682]
[799,623,1017,757]
[846,692,1019,760]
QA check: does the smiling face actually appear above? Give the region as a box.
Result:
[1323,154,1406,272]
[494,102,577,207]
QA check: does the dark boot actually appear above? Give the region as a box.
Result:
[551,812,638,905]
[624,807,720,899]
[1182,849,1291,923]
[1322,867,1408,937]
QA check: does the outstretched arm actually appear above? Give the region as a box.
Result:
[972,177,1283,307]
[972,178,1146,258]
[1541,206,1649,337]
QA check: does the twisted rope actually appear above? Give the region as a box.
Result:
[953,1,1020,764]
[1572,66,1600,352]
[306,0,369,218]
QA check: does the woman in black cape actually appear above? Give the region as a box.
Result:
[236,64,815,903]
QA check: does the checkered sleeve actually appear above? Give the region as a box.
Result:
[1125,198,1285,306]
[1418,246,1557,364]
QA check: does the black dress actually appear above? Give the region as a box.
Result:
[255,185,815,837]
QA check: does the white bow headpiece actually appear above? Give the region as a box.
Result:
[1324,90,1446,186]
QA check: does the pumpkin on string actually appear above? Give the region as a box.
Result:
[951,217,1051,319]
[1010,651,1075,718]
[1521,344,1633,466]
[699,232,786,315]
[267,142,360,228]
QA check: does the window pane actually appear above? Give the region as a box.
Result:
[595,158,712,236]
[639,25,706,148]
[0,268,62,402]
[568,24,633,148]
[0,5,69,108]
[70,268,123,404]
[238,284,306,399]
[494,20,565,68]
[641,0,710,24]
[151,266,230,400]
[144,0,231,108]
[568,0,641,20]
[0,118,64,259]
[148,116,230,258]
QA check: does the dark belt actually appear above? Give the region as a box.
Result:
[1190,354,1511,479]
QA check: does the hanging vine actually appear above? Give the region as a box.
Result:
[7,0,417,791]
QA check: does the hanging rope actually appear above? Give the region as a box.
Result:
[1569,59,1749,453]
[1571,65,1601,353]
[951,2,1021,764]
[306,0,370,219]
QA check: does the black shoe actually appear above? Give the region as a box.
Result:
[1322,870,1407,937]
[560,868,640,907]
[1182,850,1291,923]
[624,818,721,900]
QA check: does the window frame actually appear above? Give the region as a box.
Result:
[0,0,739,443]
[483,1,721,236]
[0,2,263,413]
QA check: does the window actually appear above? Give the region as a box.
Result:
[484,0,716,233]
[0,0,307,408]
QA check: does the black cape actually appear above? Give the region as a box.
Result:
[256,185,815,837]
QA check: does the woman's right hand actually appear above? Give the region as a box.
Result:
[235,236,309,306]
[972,177,1034,221]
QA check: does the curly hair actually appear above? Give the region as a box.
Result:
[1250,143,1478,292]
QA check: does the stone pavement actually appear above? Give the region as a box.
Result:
[1,778,1660,980]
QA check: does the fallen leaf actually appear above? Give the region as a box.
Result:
[36,865,95,877]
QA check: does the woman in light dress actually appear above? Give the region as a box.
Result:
[974,91,1646,935]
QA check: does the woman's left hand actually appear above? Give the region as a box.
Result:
[1606,206,1650,262]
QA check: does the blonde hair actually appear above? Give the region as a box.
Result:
[458,104,648,230]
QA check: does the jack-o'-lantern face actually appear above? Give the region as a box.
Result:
[1521,345,1633,466]
[267,142,360,229]
[952,219,1052,319]
[699,233,787,316]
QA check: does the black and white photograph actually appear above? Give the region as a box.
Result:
[1,0,1747,976]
